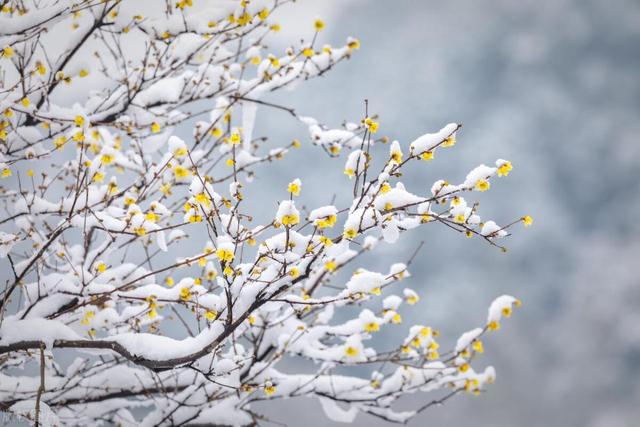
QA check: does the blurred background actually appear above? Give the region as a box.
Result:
[246,0,640,426]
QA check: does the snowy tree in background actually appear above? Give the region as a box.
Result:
[0,1,530,425]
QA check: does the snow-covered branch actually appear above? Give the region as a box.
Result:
[0,1,531,425]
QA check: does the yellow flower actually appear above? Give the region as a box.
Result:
[288,267,299,278]
[160,183,172,195]
[264,384,276,396]
[419,327,432,337]
[258,8,269,20]
[287,180,300,196]
[344,346,359,357]
[134,227,146,236]
[391,312,402,324]
[319,236,333,246]
[2,46,13,58]
[92,172,104,183]
[314,19,325,32]
[226,158,235,167]
[426,350,439,360]
[497,161,512,177]
[324,260,337,272]
[101,153,114,165]
[179,287,191,302]
[347,39,360,50]
[74,115,85,127]
[72,131,85,142]
[173,165,190,179]
[344,168,354,178]
[281,214,299,226]
[81,310,94,323]
[522,215,533,227]
[1,168,11,178]
[151,122,161,133]
[442,135,456,147]
[165,276,174,287]
[20,97,30,107]
[248,315,256,325]
[317,215,337,229]
[343,228,357,239]
[488,320,500,331]
[79,69,89,77]
[455,213,466,223]
[229,131,241,145]
[268,55,280,68]
[205,310,217,321]
[215,248,234,263]
[364,322,379,333]
[194,192,211,207]
[208,126,222,138]
[380,183,391,194]
[464,378,479,393]
[458,363,470,373]
[421,151,434,161]
[472,340,484,354]
[329,145,341,155]
[421,214,433,223]
[54,136,67,149]
[96,262,107,273]
[198,256,207,267]
[176,0,193,9]
[173,147,187,157]
[406,294,419,305]
[370,287,381,296]
[107,181,118,194]
[145,211,159,223]
[27,169,34,177]
[237,12,251,26]
[302,47,314,57]
[270,23,281,32]
[390,150,402,163]
[475,179,490,192]
[502,306,512,318]
[292,139,301,148]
